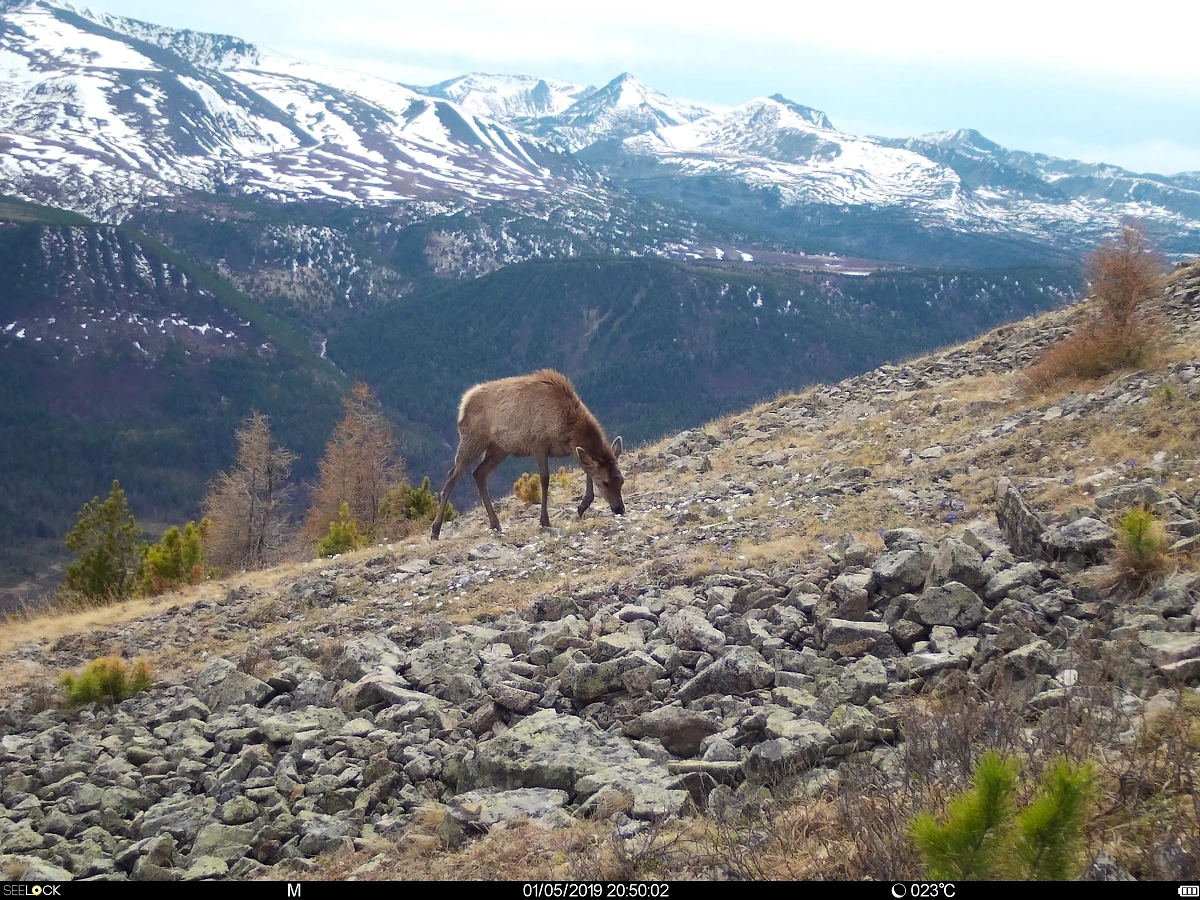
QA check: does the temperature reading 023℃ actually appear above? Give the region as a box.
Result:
[892,885,956,898]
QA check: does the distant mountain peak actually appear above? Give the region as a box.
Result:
[410,72,596,121]
[920,128,1004,154]
[765,94,833,130]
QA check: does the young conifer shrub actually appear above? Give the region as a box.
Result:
[1115,506,1170,581]
[378,477,457,536]
[513,472,542,504]
[139,519,210,595]
[60,656,153,706]
[911,751,1095,880]
[910,750,1018,880]
[550,466,576,492]
[1008,759,1096,880]
[315,502,367,557]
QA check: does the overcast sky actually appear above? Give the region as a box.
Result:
[84,0,1200,175]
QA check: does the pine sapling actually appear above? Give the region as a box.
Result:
[910,751,1018,880]
[1008,759,1095,880]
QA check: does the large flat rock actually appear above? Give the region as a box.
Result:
[461,709,686,820]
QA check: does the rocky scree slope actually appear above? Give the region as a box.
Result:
[1,264,1200,880]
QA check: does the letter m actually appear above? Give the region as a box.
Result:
[288,885,301,898]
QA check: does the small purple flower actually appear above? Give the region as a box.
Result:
[1125,458,1138,469]
[1064,477,1075,486]
[945,513,958,523]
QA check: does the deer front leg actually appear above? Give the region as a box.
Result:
[431,464,463,540]
[536,452,551,528]
[578,473,594,518]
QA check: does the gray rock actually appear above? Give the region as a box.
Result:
[218,796,259,826]
[8,857,74,881]
[1146,575,1199,618]
[0,822,44,853]
[665,607,726,656]
[833,655,888,704]
[898,636,979,679]
[452,788,571,827]
[889,619,928,652]
[1138,632,1200,668]
[137,795,217,841]
[883,528,932,552]
[995,477,1046,559]
[744,726,833,781]
[824,571,875,620]
[488,683,540,713]
[1001,640,1057,679]
[405,637,481,692]
[827,704,884,744]
[566,653,665,704]
[183,857,229,880]
[623,707,722,758]
[335,671,443,714]
[1040,517,1115,556]
[1084,851,1136,881]
[961,520,1009,559]
[189,823,255,865]
[983,562,1043,603]
[194,659,272,713]
[462,709,686,820]
[1094,481,1162,512]
[907,582,987,630]
[873,550,933,596]
[296,815,359,858]
[821,619,892,657]
[676,645,775,703]
[925,539,987,590]
[1158,658,1200,681]
[330,635,405,682]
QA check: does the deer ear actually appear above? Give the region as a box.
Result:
[575,446,593,468]
[611,436,624,459]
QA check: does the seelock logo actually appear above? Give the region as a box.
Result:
[3,887,62,896]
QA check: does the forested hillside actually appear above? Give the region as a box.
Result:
[0,202,348,592]
[329,257,1078,478]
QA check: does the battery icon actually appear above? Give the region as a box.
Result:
[1179,887,1199,897]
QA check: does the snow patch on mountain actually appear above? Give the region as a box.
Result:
[0,0,599,219]
[412,73,596,120]
[529,73,711,151]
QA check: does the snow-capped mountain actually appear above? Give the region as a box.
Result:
[1,0,1197,259]
[410,73,596,121]
[0,0,597,220]
[581,95,1200,256]
[525,73,711,152]
[611,94,967,213]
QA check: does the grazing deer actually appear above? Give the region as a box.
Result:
[431,370,625,539]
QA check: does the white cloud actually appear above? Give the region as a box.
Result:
[282,0,1200,84]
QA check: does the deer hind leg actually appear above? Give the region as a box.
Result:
[432,435,484,540]
[578,473,594,518]
[473,444,508,531]
[536,451,551,528]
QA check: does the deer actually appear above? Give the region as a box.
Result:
[430,369,625,539]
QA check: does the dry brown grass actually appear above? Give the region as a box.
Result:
[690,652,1200,882]
[1023,226,1167,394]
[282,815,654,882]
[1023,324,1161,394]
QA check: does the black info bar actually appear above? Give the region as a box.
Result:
[1,882,1191,900]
